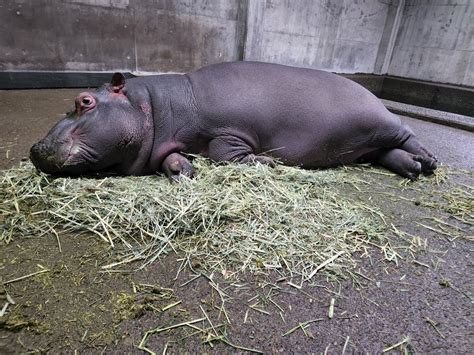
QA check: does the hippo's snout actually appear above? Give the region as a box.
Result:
[30,141,56,173]
[30,139,72,174]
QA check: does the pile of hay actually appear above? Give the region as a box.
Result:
[1,159,388,280]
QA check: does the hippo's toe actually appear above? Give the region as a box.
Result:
[414,155,437,175]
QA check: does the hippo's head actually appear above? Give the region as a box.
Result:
[30,74,153,176]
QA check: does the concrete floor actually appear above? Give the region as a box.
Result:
[401,116,474,171]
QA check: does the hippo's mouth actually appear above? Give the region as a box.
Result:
[61,143,82,168]
[61,141,121,176]
[63,138,103,166]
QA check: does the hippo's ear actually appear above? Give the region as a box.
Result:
[110,72,125,93]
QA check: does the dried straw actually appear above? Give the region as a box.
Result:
[3,159,470,281]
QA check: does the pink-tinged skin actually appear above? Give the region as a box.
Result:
[30,61,437,181]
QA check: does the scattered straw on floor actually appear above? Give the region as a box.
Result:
[1,159,472,281]
[0,159,389,280]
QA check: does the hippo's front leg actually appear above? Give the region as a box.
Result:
[208,136,275,167]
[161,153,195,182]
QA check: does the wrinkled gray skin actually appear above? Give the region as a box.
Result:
[30,61,437,181]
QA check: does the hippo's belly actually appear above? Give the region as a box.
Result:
[258,121,381,168]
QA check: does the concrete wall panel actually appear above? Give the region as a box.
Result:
[0,0,241,73]
[464,52,474,84]
[133,1,241,72]
[246,0,390,73]
[0,0,136,71]
[1,0,473,86]
[388,2,474,85]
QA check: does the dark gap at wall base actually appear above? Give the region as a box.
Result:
[340,74,473,118]
[1,71,473,117]
[0,72,136,90]
[379,77,474,118]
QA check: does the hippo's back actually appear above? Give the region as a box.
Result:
[188,61,388,123]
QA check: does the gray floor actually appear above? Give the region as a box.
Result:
[401,115,474,171]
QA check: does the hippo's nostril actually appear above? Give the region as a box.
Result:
[30,142,43,165]
[30,143,40,159]
[30,141,54,171]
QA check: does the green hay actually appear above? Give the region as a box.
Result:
[1,159,388,280]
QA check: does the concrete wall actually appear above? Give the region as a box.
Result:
[0,0,473,86]
[0,0,244,72]
[245,0,391,73]
[388,0,474,86]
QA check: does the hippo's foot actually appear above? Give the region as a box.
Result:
[161,153,195,182]
[376,148,435,180]
[399,136,438,175]
[240,154,276,167]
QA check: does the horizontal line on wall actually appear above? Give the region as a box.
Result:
[0,71,135,89]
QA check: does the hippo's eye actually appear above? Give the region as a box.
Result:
[75,93,96,115]
[82,97,93,106]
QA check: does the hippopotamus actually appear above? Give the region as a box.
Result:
[30,61,437,180]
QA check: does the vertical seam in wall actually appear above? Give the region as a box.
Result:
[381,0,405,74]
[236,0,249,61]
[133,6,138,72]
[134,35,138,72]
[333,3,344,71]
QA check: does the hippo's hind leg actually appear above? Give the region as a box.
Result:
[397,124,437,174]
[372,123,437,179]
